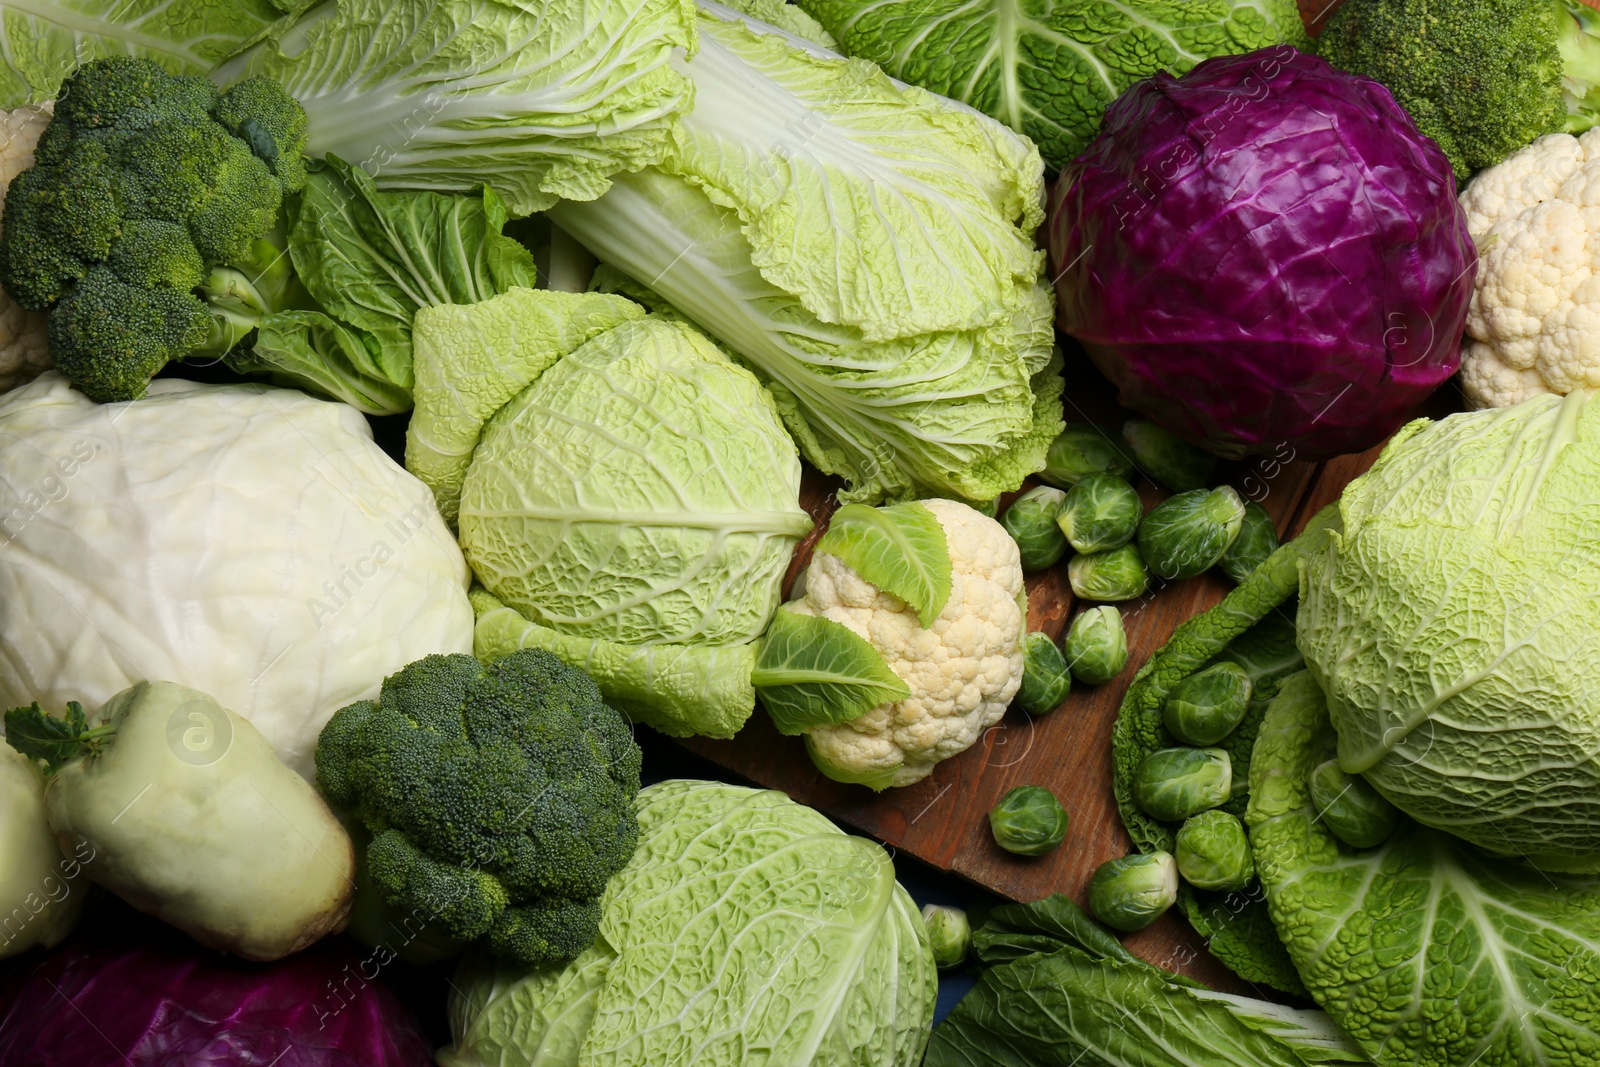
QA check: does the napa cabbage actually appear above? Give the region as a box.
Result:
[549,2,1061,505]
[438,780,937,1067]
[1248,671,1600,1067]
[1298,391,1600,872]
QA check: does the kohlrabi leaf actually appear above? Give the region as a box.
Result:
[2,701,106,772]
[818,501,951,627]
[796,0,1310,172]
[1248,671,1600,1067]
[752,608,910,735]
[214,0,697,216]
[0,0,292,106]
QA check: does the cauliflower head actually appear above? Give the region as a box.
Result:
[795,498,1026,790]
[1457,128,1600,408]
[0,103,53,395]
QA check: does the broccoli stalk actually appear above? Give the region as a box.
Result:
[0,57,310,403]
[314,650,644,969]
[1560,0,1600,132]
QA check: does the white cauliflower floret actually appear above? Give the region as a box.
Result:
[0,102,54,395]
[796,498,1026,790]
[1456,129,1600,408]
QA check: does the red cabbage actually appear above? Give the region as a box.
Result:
[0,913,434,1067]
[1047,47,1476,461]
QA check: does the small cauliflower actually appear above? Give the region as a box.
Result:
[792,498,1026,790]
[1457,128,1600,408]
[0,102,53,394]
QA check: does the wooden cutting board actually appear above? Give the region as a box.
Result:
[678,349,1462,996]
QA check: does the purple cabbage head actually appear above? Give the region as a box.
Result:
[1047,46,1476,461]
[0,912,434,1067]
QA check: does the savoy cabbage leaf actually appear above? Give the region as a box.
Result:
[796,0,1311,170]
[1248,671,1600,1067]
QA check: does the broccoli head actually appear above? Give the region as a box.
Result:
[1318,0,1596,180]
[0,56,308,401]
[315,650,644,969]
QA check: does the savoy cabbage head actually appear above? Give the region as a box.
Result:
[796,0,1311,171]
[1248,671,1600,1067]
[439,780,937,1067]
[1298,391,1600,872]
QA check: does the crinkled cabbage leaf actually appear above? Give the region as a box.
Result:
[1248,671,1600,1067]
[439,781,937,1067]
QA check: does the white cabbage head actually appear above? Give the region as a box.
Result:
[0,374,473,777]
[1298,390,1600,871]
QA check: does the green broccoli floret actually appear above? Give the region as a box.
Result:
[1318,0,1600,180]
[0,56,308,402]
[315,650,644,969]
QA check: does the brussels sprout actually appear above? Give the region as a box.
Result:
[1063,606,1128,685]
[1017,632,1072,715]
[1039,423,1134,488]
[1067,544,1150,602]
[1310,760,1400,849]
[988,785,1070,856]
[1175,810,1255,891]
[1133,747,1232,822]
[1218,501,1279,583]
[1137,486,1246,581]
[1057,473,1143,554]
[1088,851,1179,932]
[1122,420,1217,492]
[1162,662,1253,745]
[921,904,972,970]
[1001,487,1069,571]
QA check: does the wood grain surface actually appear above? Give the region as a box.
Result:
[679,346,1462,995]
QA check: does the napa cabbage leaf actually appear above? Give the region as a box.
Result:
[439,780,938,1067]
[212,0,698,216]
[550,3,1061,504]
[796,0,1311,171]
[1247,671,1600,1067]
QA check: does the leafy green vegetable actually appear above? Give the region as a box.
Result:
[927,896,1366,1067]
[989,785,1069,856]
[817,501,952,627]
[1163,662,1253,746]
[1298,392,1600,871]
[753,608,911,735]
[796,0,1310,172]
[1016,632,1072,715]
[247,155,539,410]
[1058,472,1143,554]
[1139,487,1247,581]
[1001,486,1069,571]
[0,0,295,106]
[1064,606,1128,685]
[551,5,1060,504]
[1307,759,1398,849]
[1123,420,1220,492]
[1218,502,1279,583]
[439,781,938,1067]
[1248,670,1600,1067]
[1175,811,1254,892]
[453,315,812,739]
[215,0,696,217]
[1112,516,1335,995]
[3,701,109,772]
[1068,544,1150,602]
[1087,852,1178,933]
[1039,423,1135,487]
